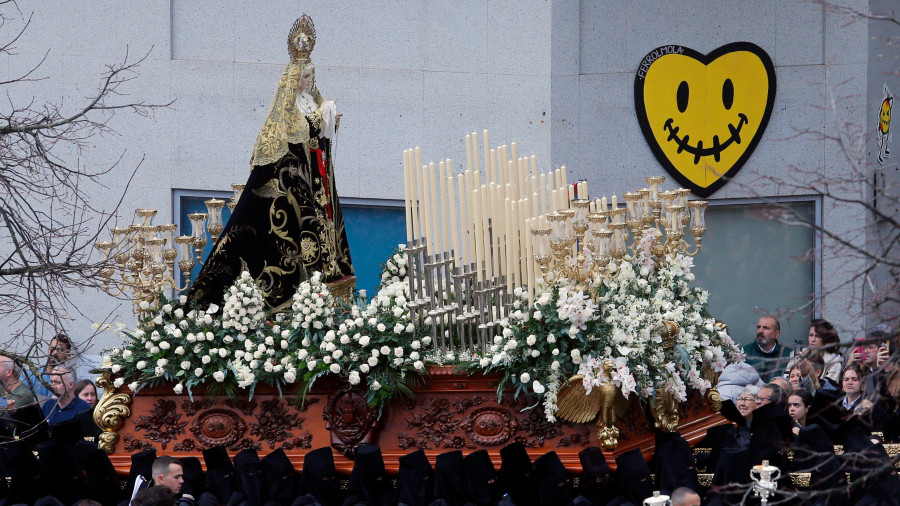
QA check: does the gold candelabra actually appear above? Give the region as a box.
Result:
[95,198,231,315]
[530,176,707,291]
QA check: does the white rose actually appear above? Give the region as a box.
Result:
[532,381,546,394]
[332,350,344,359]
[111,364,122,374]
[126,380,137,390]
[157,358,168,367]
[139,300,150,310]
[348,371,360,385]
[173,383,184,394]
[136,360,147,370]
[380,346,391,355]
[113,378,125,388]
[394,347,404,357]
[213,371,225,382]
[367,356,378,367]
[307,360,317,371]
[202,355,211,364]
[371,380,382,391]
[195,368,204,377]
[174,308,184,319]
[159,341,170,350]
[174,346,185,355]
[526,335,537,346]
[122,349,133,359]
[219,349,228,358]
[329,363,340,374]
[414,360,424,370]
[181,361,190,370]
[359,336,370,346]
[520,372,531,383]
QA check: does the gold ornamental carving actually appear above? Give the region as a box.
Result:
[554,359,621,449]
[94,373,133,454]
[327,275,356,305]
[650,389,679,432]
[706,388,723,413]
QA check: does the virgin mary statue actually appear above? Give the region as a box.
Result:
[189,15,354,310]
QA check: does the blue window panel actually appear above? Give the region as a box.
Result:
[342,204,406,296]
[177,195,232,287]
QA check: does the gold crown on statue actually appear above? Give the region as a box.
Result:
[288,14,316,63]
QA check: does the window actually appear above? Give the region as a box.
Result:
[174,192,406,298]
[341,199,407,296]
[173,189,233,287]
[690,197,820,349]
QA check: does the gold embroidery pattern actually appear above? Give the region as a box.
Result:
[301,237,318,263]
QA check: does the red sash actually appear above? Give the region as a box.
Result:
[312,148,332,219]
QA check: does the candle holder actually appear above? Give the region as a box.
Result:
[95,208,199,316]
[204,198,226,241]
[750,460,780,505]
[188,212,209,265]
[228,183,246,212]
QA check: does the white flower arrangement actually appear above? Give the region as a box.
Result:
[484,230,742,422]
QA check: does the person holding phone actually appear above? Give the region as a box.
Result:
[784,319,842,388]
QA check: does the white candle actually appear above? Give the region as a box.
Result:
[428,162,440,255]
[612,194,618,210]
[561,165,568,189]
[539,173,548,215]
[472,188,483,279]
[511,142,518,165]
[420,161,431,249]
[481,184,492,278]
[439,161,450,254]
[472,131,481,178]
[489,148,497,185]
[448,172,460,265]
[601,196,608,212]
[532,191,539,219]
[458,174,469,265]
[465,134,473,173]
[551,189,558,213]
[403,149,413,241]
[525,218,534,303]
[511,199,520,289]
[505,198,513,292]
[492,186,504,278]
[568,185,575,207]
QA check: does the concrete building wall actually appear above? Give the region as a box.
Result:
[2,1,873,352]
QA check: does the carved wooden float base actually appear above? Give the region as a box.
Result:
[103,367,728,474]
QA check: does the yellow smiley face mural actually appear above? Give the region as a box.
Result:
[635,42,776,197]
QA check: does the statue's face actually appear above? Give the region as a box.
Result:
[300,67,314,92]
